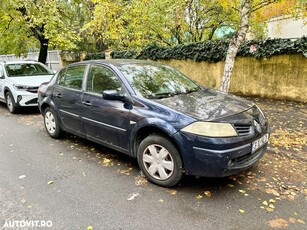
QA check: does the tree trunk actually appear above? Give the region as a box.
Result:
[38,39,49,64]
[219,0,252,93]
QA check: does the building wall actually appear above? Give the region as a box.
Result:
[159,54,307,102]
[267,16,307,39]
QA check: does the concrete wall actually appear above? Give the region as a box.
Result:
[159,54,307,102]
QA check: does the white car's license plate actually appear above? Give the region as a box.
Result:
[252,133,269,153]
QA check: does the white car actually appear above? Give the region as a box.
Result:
[0,60,54,113]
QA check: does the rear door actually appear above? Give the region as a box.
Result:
[53,65,87,137]
[81,64,131,153]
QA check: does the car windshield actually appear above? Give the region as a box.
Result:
[118,63,199,99]
[5,63,53,77]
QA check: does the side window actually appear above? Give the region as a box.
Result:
[87,65,121,94]
[57,65,85,90]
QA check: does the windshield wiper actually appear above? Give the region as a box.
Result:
[154,92,174,99]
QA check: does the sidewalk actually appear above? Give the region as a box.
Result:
[238,97,307,202]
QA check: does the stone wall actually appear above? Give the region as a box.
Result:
[159,54,307,102]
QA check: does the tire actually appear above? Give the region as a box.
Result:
[5,91,18,114]
[43,107,62,138]
[137,134,183,187]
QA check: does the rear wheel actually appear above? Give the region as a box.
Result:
[137,134,183,187]
[44,107,62,138]
[5,91,18,114]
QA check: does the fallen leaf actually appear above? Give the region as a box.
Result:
[269,218,288,228]
[87,226,93,230]
[239,190,246,194]
[159,199,164,203]
[19,175,26,179]
[47,181,54,185]
[269,199,276,203]
[196,195,203,199]
[168,189,177,195]
[204,191,212,198]
[297,219,305,224]
[263,201,268,206]
[239,209,245,213]
[227,184,235,188]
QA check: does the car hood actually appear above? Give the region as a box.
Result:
[8,75,53,87]
[153,88,254,121]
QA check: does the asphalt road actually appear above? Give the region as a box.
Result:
[0,100,306,230]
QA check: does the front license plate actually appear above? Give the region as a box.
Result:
[252,133,269,153]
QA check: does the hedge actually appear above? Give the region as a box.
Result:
[109,37,307,62]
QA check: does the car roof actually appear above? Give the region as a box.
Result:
[65,59,157,68]
[0,60,40,65]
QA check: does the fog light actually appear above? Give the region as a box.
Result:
[17,95,22,103]
[228,159,235,167]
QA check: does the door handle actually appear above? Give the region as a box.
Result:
[55,93,62,98]
[82,101,92,106]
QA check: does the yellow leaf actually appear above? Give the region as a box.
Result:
[159,199,164,203]
[297,219,305,224]
[87,226,93,230]
[196,195,203,199]
[227,184,235,188]
[239,209,245,213]
[204,191,212,198]
[269,199,276,203]
[269,204,275,209]
[48,181,54,185]
[168,190,177,195]
[239,190,246,194]
[263,201,268,206]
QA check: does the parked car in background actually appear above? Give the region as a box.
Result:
[0,60,54,113]
[38,60,269,187]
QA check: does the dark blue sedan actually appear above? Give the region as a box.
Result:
[38,60,269,187]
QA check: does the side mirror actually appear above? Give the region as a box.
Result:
[103,90,133,104]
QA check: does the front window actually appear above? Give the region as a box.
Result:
[117,63,199,99]
[5,63,53,77]
[87,65,122,93]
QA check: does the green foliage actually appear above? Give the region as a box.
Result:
[0,0,80,56]
[84,52,106,60]
[110,37,307,62]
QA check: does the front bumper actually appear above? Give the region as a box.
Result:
[174,129,269,177]
[14,94,38,107]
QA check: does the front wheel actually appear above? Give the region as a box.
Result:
[137,134,183,187]
[6,91,18,114]
[44,107,62,138]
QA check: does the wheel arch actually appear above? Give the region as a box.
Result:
[130,122,185,171]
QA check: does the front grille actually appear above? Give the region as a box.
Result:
[233,124,252,136]
[26,87,39,93]
[229,145,266,168]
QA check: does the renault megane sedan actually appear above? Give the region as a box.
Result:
[38,60,269,187]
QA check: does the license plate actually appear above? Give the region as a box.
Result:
[252,133,269,153]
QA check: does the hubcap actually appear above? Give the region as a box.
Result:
[45,111,56,134]
[142,144,174,180]
[6,95,13,112]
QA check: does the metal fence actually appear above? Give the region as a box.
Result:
[0,50,61,71]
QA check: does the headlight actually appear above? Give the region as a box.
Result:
[13,84,28,90]
[181,122,238,137]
